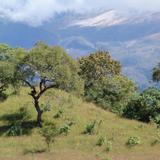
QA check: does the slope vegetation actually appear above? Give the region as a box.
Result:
[0,88,160,160]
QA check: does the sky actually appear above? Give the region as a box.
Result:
[0,0,160,26]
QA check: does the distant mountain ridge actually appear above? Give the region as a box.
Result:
[0,10,160,89]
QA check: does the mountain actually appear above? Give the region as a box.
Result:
[71,10,126,27]
[1,10,160,89]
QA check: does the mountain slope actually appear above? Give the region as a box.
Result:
[1,10,160,89]
[0,88,160,160]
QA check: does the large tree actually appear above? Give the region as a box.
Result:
[18,42,84,127]
[79,51,121,89]
[79,50,136,114]
[0,44,18,99]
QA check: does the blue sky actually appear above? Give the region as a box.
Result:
[0,0,160,26]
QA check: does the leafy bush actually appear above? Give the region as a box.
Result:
[123,88,160,126]
[105,141,112,152]
[127,136,141,147]
[58,121,74,135]
[42,101,51,112]
[54,109,64,119]
[84,121,96,135]
[6,122,23,136]
[151,131,160,146]
[96,136,106,146]
[40,122,58,151]
[85,76,136,115]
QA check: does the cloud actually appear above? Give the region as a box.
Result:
[0,0,85,26]
[0,0,160,27]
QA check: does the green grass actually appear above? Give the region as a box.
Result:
[0,88,160,160]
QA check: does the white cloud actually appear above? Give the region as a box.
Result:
[0,0,85,26]
[0,0,160,27]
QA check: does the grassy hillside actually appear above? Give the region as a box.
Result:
[0,88,160,160]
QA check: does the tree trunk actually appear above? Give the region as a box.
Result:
[34,98,43,127]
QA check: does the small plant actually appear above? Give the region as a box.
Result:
[84,121,96,135]
[40,122,57,151]
[54,109,64,119]
[6,122,23,136]
[127,136,141,147]
[42,101,51,112]
[105,141,112,152]
[96,136,106,146]
[58,121,75,135]
[151,131,160,146]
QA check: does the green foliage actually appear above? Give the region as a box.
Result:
[124,88,160,125]
[127,136,141,147]
[21,42,84,95]
[5,105,30,136]
[0,44,25,99]
[6,122,23,136]
[40,122,58,151]
[96,136,106,146]
[105,141,113,152]
[84,121,96,135]
[151,131,160,146]
[59,121,74,135]
[54,109,64,119]
[79,50,121,87]
[153,63,160,82]
[86,75,136,115]
[42,101,51,112]
[79,51,136,115]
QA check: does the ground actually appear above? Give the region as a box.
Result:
[0,88,160,160]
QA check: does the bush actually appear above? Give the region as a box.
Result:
[123,88,160,125]
[105,141,112,152]
[84,121,96,135]
[127,136,141,147]
[59,121,74,135]
[96,136,106,146]
[151,131,160,146]
[54,109,64,119]
[85,76,136,115]
[40,122,58,151]
[42,101,51,112]
[6,122,23,136]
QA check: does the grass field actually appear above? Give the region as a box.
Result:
[0,88,160,160]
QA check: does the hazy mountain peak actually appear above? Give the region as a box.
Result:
[71,10,127,28]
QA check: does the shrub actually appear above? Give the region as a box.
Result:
[127,136,141,147]
[85,76,136,115]
[96,136,106,146]
[6,122,23,136]
[105,141,112,152]
[151,131,160,146]
[40,122,58,151]
[54,109,64,119]
[42,101,51,112]
[84,121,96,135]
[59,121,75,135]
[124,88,160,126]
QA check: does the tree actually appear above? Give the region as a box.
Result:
[79,50,136,114]
[153,63,160,82]
[0,44,18,99]
[79,50,121,89]
[18,42,84,127]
